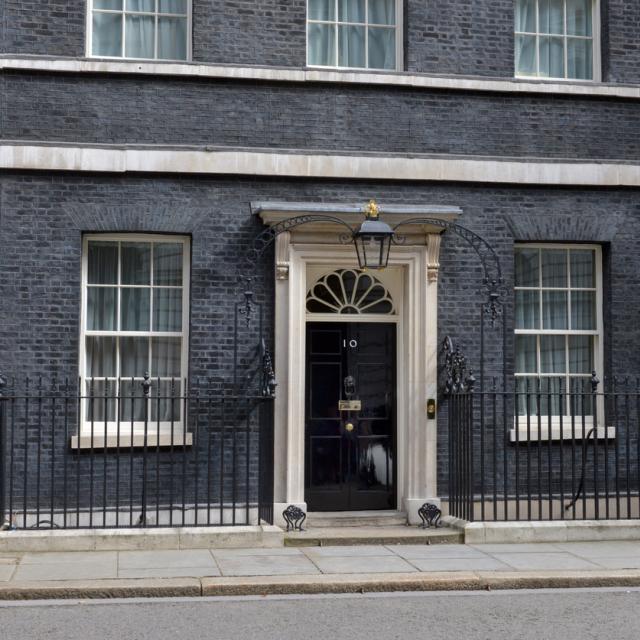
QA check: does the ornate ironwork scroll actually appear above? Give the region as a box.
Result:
[282,505,306,532]
[418,503,442,528]
[261,339,277,398]
[392,217,504,326]
[442,337,476,395]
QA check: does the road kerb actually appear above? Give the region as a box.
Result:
[2,571,640,600]
[0,578,202,600]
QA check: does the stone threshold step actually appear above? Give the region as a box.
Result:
[306,511,408,528]
[284,525,462,547]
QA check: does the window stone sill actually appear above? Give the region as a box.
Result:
[70,432,193,450]
[2,56,640,100]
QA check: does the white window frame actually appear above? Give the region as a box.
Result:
[512,243,609,441]
[76,233,191,448]
[86,0,192,62]
[514,0,601,82]
[306,0,403,71]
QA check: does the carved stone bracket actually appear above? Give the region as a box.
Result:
[275,231,291,280]
[426,233,442,283]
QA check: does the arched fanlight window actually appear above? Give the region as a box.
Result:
[306,269,395,315]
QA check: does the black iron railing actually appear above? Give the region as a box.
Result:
[0,376,274,530]
[447,377,640,522]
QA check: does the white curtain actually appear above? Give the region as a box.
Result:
[125,14,155,58]
[569,336,592,374]
[121,288,151,331]
[515,335,537,373]
[515,0,536,75]
[368,28,395,69]
[308,23,336,66]
[92,12,123,57]
[515,290,539,329]
[567,38,592,79]
[158,17,188,60]
[339,25,366,68]
[153,289,182,331]
[541,335,565,373]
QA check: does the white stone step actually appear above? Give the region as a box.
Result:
[305,510,408,528]
[284,525,463,547]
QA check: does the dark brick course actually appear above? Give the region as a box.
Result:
[4,72,640,161]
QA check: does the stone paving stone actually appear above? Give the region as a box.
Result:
[211,547,303,559]
[118,566,221,579]
[389,545,489,559]
[470,543,565,554]
[20,551,117,565]
[408,557,514,572]
[553,541,640,558]
[13,557,118,582]
[307,555,417,574]
[216,554,320,577]
[0,565,16,582]
[302,545,394,557]
[118,549,217,570]
[491,552,602,571]
[586,557,640,570]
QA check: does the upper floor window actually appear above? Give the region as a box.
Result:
[89,1,190,61]
[515,0,597,80]
[307,0,400,70]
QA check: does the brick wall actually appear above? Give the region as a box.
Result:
[406,0,514,76]
[2,1,86,56]
[4,72,640,161]
[192,0,306,67]
[605,1,640,83]
[2,173,640,499]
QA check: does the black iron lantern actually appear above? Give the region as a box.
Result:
[353,200,394,270]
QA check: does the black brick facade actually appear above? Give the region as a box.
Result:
[3,72,640,161]
[2,174,640,499]
[3,1,640,517]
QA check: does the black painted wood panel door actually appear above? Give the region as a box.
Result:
[305,322,396,511]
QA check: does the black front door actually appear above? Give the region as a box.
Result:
[305,322,396,511]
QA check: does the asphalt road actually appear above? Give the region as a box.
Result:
[1,588,639,640]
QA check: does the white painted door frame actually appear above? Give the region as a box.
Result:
[272,240,443,525]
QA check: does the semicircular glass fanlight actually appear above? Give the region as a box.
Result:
[306,269,395,315]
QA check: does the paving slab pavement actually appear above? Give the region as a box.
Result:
[0,541,639,598]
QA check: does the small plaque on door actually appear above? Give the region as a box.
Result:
[339,400,362,412]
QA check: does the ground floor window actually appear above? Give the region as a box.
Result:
[514,244,602,419]
[80,234,190,435]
